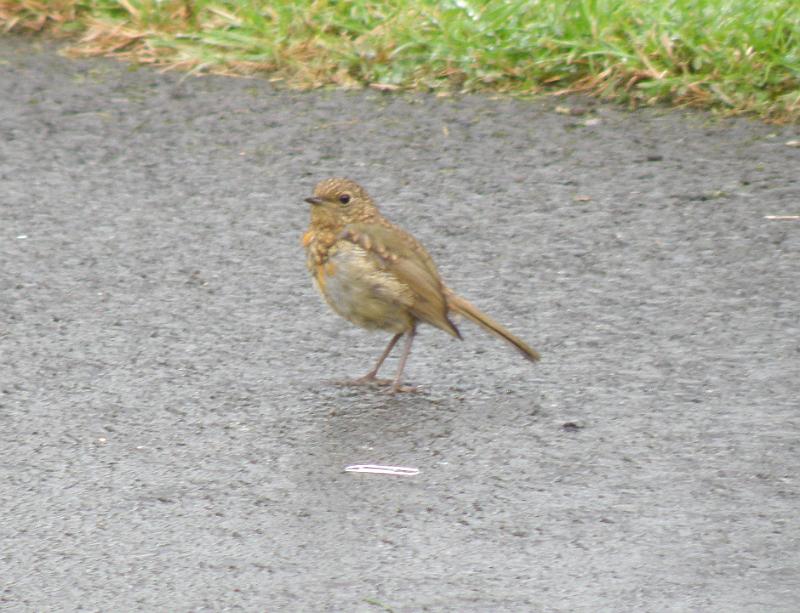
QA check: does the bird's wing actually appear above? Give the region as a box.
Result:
[340,223,461,338]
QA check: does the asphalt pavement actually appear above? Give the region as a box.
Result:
[1,36,799,612]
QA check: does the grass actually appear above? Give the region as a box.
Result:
[2,0,799,122]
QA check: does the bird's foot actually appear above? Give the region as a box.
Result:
[352,374,394,387]
[385,382,419,395]
[336,374,419,394]
[335,373,392,387]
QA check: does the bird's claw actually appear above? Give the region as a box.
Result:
[348,374,393,387]
[335,375,419,394]
[385,383,419,395]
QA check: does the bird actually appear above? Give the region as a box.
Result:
[302,177,539,393]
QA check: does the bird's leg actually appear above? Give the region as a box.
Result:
[349,332,403,386]
[388,324,418,394]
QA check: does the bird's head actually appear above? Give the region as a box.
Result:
[305,178,378,229]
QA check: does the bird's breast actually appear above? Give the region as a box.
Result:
[309,241,414,333]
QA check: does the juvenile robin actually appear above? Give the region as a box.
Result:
[302,177,540,393]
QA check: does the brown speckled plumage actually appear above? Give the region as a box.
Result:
[302,177,539,393]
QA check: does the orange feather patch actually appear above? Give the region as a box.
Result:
[315,265,326,290]
[314,261,336,290]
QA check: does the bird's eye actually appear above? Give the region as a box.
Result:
[338,193,351,205]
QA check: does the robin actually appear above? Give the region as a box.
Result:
[302,177,540,393]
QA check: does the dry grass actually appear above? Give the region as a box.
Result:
[1,0,82,33]
[2,0,798,122]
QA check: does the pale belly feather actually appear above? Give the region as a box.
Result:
[311,243,414,333]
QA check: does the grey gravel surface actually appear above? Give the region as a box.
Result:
[1,36,799,612]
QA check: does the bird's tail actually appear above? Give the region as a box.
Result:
[446,291,540,362]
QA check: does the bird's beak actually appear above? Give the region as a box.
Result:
[305,196,324,206]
